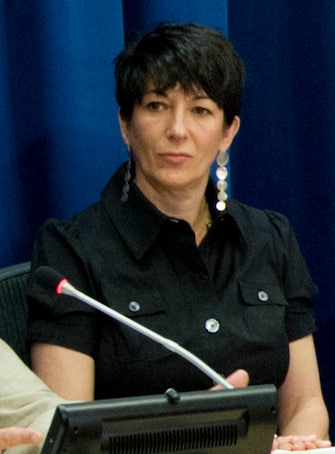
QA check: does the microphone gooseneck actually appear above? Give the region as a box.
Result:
[35,266,234,390]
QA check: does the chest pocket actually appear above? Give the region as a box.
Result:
[101,289,182,361]
[239,280,288,306]
[238,280,288,334]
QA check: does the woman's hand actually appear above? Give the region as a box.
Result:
[0,426,43,451]
[210,369,249,390]
[272,434,332,451]
[276,336,330,450]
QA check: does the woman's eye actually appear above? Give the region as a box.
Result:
[193,106,211,116]
[147,102,163,111]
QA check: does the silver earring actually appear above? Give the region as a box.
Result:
[215,150,229,211]
[121,145,132,203]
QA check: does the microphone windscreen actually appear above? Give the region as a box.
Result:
[34,266,65,290]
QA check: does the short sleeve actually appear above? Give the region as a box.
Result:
[27,219,99,357]
[267,211,317,341]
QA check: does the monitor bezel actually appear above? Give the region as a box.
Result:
[41,384,277,454]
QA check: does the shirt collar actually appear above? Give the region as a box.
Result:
[102,165,167,260]
[102,164,246,260]
[206,181,248,243]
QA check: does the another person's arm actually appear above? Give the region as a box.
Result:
[31,343,95,401]
[275,334,330,450]
[0,427,42,452]
[0,338,67,453]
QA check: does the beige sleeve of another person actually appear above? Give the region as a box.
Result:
[0,339,66,454]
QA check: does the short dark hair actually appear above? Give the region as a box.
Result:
[114,23,245,125]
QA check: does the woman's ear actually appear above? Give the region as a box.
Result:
[219,115,240,151]
[118,110,130,146]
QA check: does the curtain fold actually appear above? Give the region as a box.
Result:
[0,0,124,265]
[122,0,227,43]
[228,1,335,439]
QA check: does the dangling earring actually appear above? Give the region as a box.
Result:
[121,145,132,203]
[215,150,229,211]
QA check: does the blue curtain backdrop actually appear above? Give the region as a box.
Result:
[228,0,335,440]
[1,0,335,439]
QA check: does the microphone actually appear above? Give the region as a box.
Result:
[35,266,234,390]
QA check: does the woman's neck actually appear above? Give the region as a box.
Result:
[190,196,212,245]
[135,179,212,245]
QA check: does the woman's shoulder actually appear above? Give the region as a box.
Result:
[227,199,293,240]
[38,200,104,232]
[228,199,290,226]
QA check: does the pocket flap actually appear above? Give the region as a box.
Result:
[105,289,165,318]
[239,280,288,306]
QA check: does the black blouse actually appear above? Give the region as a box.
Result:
[27,164,316,399]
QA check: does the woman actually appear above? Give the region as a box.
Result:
[27,23,330,450]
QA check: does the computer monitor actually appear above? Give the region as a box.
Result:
[41,384,277,454]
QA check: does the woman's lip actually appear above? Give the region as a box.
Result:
[160,153,191,163]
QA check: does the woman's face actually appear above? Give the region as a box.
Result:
[119,83,240,198]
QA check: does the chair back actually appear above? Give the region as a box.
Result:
[0,261,31,365]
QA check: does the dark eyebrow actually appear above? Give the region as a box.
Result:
[143,88,212,101]
[145,91,210,98]
[193,94,211,100]
[143,89,167,97]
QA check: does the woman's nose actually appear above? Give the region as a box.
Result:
[165,109,188,140]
